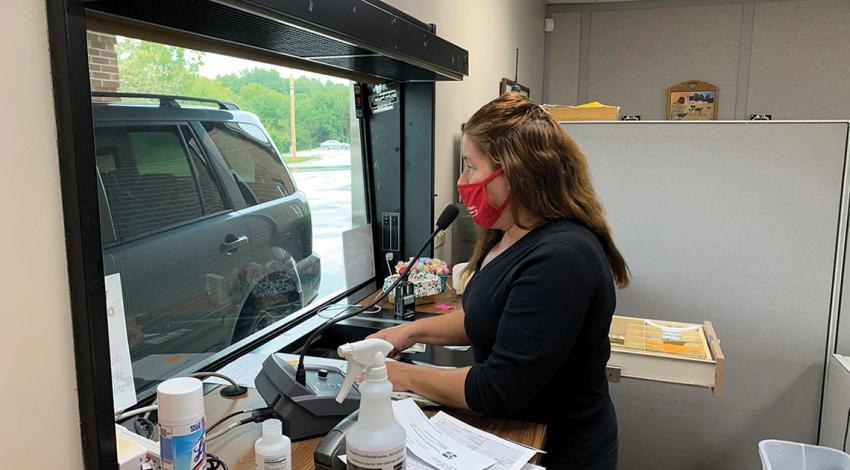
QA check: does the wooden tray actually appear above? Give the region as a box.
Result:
[608,315,725,397]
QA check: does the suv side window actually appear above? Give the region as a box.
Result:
[181,126,227,214]
[203,121,296,205]
[95,124,224,241]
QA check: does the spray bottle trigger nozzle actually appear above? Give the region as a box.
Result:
[336,361,363,404]
[335,338,394,403]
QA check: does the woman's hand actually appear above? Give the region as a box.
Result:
[385,359,414,392]
[384,360,471,410]
[367,324,416,357]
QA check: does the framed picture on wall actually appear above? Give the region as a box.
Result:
[667,80,718,120]
[500,78,530,97]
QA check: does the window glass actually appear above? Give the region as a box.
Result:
[204,121,295,203]
[130,131,193,176]
[91,34,373,401]
[96,125,204,240]
[181,126,227,214]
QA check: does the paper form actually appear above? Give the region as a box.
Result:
[105,273,137,412]
[133,353,212,381]
[392,399,496,470]
[276,353,350,374]
[430,411,538,470]
[342,224,375,288]
[403,343,428,353]
[390,391,441,408]
[204,352,268,388]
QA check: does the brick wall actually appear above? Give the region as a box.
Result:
[87,31,119,95]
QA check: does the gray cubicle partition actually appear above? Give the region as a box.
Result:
[563,121,850,469]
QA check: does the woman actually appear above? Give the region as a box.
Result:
[369,93,629,469]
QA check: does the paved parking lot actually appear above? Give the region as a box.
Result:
[289,151,357,303]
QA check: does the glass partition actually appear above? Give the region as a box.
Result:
[91,34,371,401]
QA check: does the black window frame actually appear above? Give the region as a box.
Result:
[47,1,449,467]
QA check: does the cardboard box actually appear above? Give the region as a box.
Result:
[542,103,620,121]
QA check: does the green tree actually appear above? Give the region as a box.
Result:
[115,39,352,150]
[294,81,350,147]
[177,76,237,103]
[235,83,291,149]
[115,38,203,95]
[219,68,289,96]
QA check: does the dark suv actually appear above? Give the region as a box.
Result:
[93,93,320,389]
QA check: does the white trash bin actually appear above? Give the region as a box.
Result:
[759,440,850,470]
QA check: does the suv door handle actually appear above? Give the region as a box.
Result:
[220,235,249,254]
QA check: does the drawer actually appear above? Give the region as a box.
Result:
[607,315,725,397]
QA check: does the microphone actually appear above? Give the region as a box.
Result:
[294,204,460,385]
[435,204,459,231]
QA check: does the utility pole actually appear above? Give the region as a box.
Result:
[289,68,296,159]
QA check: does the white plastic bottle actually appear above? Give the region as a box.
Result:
[336,339,406,470]
[254,419,291,470]
[157,377,206,470]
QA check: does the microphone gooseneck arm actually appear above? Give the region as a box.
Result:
[294,205,459,386]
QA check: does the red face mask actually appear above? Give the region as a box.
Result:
[457,168,510,229]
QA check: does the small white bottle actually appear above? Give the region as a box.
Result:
[337,339,406,470]
[255,419,291,470]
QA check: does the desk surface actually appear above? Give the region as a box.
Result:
[205,287,545,469]
[368,286,464,315]
[204,388,546,469]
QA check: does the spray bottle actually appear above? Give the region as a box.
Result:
[336,338,406,469]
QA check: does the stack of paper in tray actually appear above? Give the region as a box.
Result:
[342,399,544,470]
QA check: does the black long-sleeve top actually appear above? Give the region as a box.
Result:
[463,218,618,462]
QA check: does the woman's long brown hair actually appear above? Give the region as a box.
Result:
[462,93,630,288]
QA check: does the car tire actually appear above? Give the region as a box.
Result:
[233,303,276,341]
[231,274,303,344]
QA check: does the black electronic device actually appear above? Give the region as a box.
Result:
[394,281,416,320]
[254,205,460,440]
[254,354,359,440]
[314,410,358,470]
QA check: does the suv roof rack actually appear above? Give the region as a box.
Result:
[91,92,240,111]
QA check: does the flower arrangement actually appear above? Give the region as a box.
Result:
[395,257,450,276]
